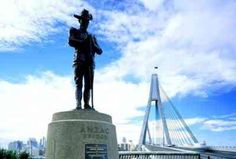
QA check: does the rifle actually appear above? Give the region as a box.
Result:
[89,34,94,109]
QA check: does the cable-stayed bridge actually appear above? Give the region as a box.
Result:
[120,71,236,159]
[138,73,199,149]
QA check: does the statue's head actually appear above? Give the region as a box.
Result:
[74,9,93,30]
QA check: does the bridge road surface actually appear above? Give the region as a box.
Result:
[200,150,236,159]
[146,145,236,159]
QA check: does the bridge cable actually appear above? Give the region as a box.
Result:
[165,110,184,145]
[162,102,183,145]
[163,101,191,145]
[163,92,194,145]
[160,85,198,144]
[164,98,194,145]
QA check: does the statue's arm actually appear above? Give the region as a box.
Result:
[68,27,80,48]
[92,35,103,55]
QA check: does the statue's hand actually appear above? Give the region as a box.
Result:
[91,35,103,55]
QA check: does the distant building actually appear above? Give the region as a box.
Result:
[118,137,136,151]
[26,146,40,157]
[27,138,38,148]
[39,137,46,156]
[8,140,23,152]
[7,137,47,157]
[27,138,40,157]
[39,137,46,148]
[119,143,131,151]
[122,137,127,143]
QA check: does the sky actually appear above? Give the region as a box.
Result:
[0,0,236,148]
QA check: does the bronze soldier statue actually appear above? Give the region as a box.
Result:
[68,9,102,110]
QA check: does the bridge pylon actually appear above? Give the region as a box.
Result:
[138,73,171,150]
[138,71,199,150]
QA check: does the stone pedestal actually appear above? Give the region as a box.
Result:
[46,110,119,159]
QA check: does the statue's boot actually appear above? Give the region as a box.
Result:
[83,89,93,110]
[75,87,82,110]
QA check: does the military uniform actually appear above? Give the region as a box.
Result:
[69,26,102,109]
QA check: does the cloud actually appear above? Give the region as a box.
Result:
[0,71,149,146]
[211,113,236,119]
[205,120,236,132]
[139,0,165,11]
[0,72,74,141]
[200,113,236,132]
[0,0,93,51]
[203,119,236,132]
[116,123,141,144]
[94,0,236,98]
[169,115,236,132]
[1,0,236,98]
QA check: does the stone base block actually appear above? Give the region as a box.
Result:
[46,110,119,159]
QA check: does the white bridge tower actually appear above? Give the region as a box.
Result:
[138,69,198,149]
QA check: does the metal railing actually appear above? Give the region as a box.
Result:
[119,151,200,159]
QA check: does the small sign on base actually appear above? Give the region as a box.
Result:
[85,144,108,159]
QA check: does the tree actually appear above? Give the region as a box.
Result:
[0,149,29,159]
[19,151,29,159]
[0,149,17,159]
[0,149,6,158]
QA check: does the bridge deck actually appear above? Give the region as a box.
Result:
[119,151,200,159]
